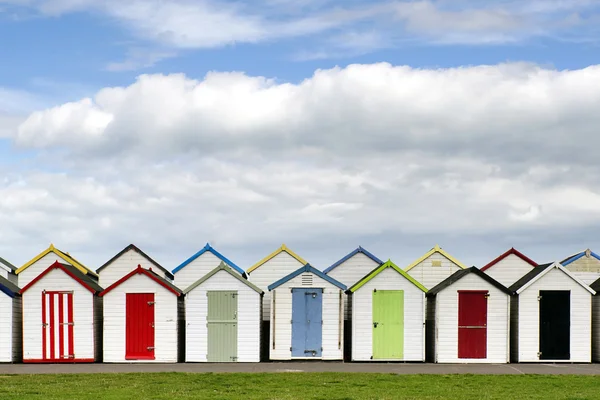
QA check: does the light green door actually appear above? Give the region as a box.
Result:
[207,291,238,362]
[372,290,404,359]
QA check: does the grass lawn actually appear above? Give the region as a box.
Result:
[0,373,599,399]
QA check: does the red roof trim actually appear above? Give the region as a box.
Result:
[100,265,181,297]
[480,247,537,271]
[20,261,98,294]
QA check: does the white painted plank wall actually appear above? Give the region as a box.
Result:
[99,249,169,288]
[351,267,425,361]
[592,295,600,362]
[434,273,510,363]
[484,254,535,288]
[0,294,13,362]
[248,252,305,321]
[185,270,261,362]
[406,253,462,290]
[22,268,96,360]
[18,253,74,289]
[174,252,234,292]
[103,274,179,363]
[516,268,592,362]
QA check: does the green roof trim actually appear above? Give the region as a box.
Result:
[184,262,264,295]
[348,260,428,293]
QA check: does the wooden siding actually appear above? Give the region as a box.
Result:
[351,267,425,361]
[484,254,536,288]
[406,253,462,290]
[0,294,13,362]
[565,256,600,285]
[175,252,230,292]
[99,249,169,288]
[103,273,178,363]
[248,252,305,321]
[18,253,74,289]
[514,268,592,362]
[432,273,510,363]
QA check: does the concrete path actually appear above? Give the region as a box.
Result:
[1,362,600,375]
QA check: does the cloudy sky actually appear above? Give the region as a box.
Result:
[1,0,600,272]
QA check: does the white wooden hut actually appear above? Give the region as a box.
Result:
[16,244,99,289]
[347,260,427,361]
[404,245,467,290]
[590,277,600,362]
[509,262,595,363]
[100,265,183,363]
[184,262,263,363]
[172,243,245,291]
[480,248,537,288]
[426,267,511,363]
[21,261,103,363]
[0,256,17,285]
[561,249,600,285]
[97,244,174,289]
[0,276,21,362]
[268,263,346,360]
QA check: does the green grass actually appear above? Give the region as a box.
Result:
[0,373,599,399]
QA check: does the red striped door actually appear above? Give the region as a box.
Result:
[126,293,155,360]
[42,291,74,361]
[458,290,488,359]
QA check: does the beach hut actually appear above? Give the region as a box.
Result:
[0,256,17,285]
[97,244,174,288]
[184,262,263,363]
[16,244,98,289]
[509,262,595,362]
[172,243,245,291]
[347,260,427,361]
[404,245,467,289]
[0,276,21,362]
[100,265,183,363]
[561,249,600,285]
[268,263,346,360]
[21,261,103,363]
[480,248,537,287]
[590,277,600,362]
[426,267,511,363]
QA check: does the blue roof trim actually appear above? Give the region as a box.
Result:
[562,250,600,266]
[323,246,383,274]
[172,243,245,275]
[268,263,347,291]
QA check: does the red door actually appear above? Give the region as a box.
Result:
[126,293,155,360]
[42,291,74,361]
[458,290,488,359]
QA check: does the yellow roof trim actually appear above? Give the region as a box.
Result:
[16,244,98,277]
[404,244,467,272]
[246,244,307,274]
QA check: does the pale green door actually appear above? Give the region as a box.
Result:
[372,290,404,359]
[207,291,238,362]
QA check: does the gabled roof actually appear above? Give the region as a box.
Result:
[97,244,174,280]
[21,261,103,294]
[268,263,346,291]
[100,265,182,297]
[509,262,596,295]
[427,266,512,297]
[0,275,20,298]
[247,244,307,274]
[172,243,245,276]
[589,276,600,292]
[323,246,383,274]
[16,244,98,278]
[348,260,427,293]
[561,248,600,266]
[480,247,537,272]
[405,244,467,272]
[0,256,17,274]
[184,262,263,295]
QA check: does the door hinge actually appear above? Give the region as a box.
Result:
[290,347,292,351]
[60,322,75,326]
[147,347,155,351]
[42,323,48,328]
[231,356,238,361]
[537,296,542,301]
[537,351,542,358]
[484,294,490,299]
[148,301,155,305]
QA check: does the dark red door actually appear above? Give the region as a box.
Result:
[126,293,155,360]
[458,290,488,359]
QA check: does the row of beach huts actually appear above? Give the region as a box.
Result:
[1,242,600,364]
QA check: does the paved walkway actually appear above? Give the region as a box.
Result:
[1,362,600,375]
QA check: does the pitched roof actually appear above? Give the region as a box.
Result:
[100,265,182,297]
[97,244,174,280]
[509,262,596,295]
[172,243,245,276]
[426,266,512,297]
[480,247,537,272]
[0,275,20,298]
[184,262,263,295]
[590,276,600,292]
[561,248,600,266]
[348,260,427,293]
[21,261,103,294]
[16,244,98,278]
[404,244,467,272]
[0,256,16,273]
[268,263,347,291]
[247,244,307,274]
[323,246,383,274]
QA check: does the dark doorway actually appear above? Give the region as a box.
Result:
[539,290,570,360]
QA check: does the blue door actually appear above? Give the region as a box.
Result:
[291,288,323,358]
